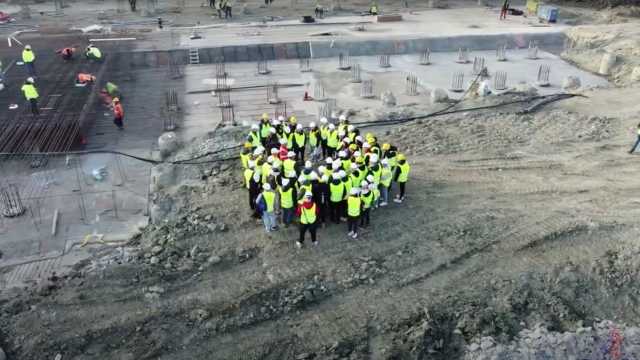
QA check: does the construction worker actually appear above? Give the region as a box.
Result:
[393,154,411,203]
[22,45,36,76]
[500,0,509,20]
[85,44,102,61]
[76,73,96,85]
[630,123,640,154]
[21,77,39,116]
[223,0,232,18]
[240,142,252,169]
[369,2,378,15]
[259,114,272,140]
[296,192,319,248]
[56,46,76,61]
[249,168,262,219]
[112,97,124,130]
[326,124,339,158]
[308,122,321,162]
[129,0,137,11]
[244,160,256,211]
[360,181,373,227]
[379,159,392,206]
[283,152,296,178]
[313,174,330,226]
[347,187,362,239]
[248,124,261,148]
[292,124,306,161]
[315,2,324,18]
[104,82,121,99]
[256,183,278,232]
[279,178,297,227]
[329,172,345,224]
[319,117,329,158]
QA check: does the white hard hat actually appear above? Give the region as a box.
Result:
[343,138,351,144]
[278,115,285,121]
[321,175,329,183]
[310,122,317,128]
[339,114,347,121]
[366,175,374,182]
[350,187,360,195]
[350,163,358,170]
[347,125,355,132]
[332,172,342,180]
[361,180,369,187]
[320,117,328,124]
[338,151,346,158]
[325,157,333,164]
[339,170,347,178]
[248,160,255,169]
[296,124,303,131]
[328,124,335,130]
[282,178,290,186]
[279,138,287,145]
[251,124,259,130]
[298,175,306,184]
[355,136,363,142]
[381,158,389,165]
[256,146,265,153]
[287,151,295,158]
[338,131,345,137]
[270,147,278,154]
[363,142,371,148]
[305,192,313,198]
[305,160,312,169]
[267,156,274,163]
[287,170,297,178]
[26,77,34,83]
[253,173,261,182]
[354,151,361,158]
[269,127,276,134]
[309,172,318,180]
[318,165,326,173]
[332,161,341,170]
[370,154,378,163]
[368,183,376,190]
[253,148,262,156]
[361,187,370,194]
[25,45,31,50]
[284,126,291,134]
[263,183,271,190]
[273,120,281,126]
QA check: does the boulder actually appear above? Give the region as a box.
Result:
[562,76,581,90]
[381,91,396,107]
[430,88,449,103]
[158,132,179,158]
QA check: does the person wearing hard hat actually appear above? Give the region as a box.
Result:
[319,117,329,158]
[283,152,296,179]
[360,181,374,227]
[85,44,103,61]
[247,124,261,148]
[393,153,411,203]
[379,159,392,206]
[259,113,271,140]
[292,124,306,162]
[76,72,96,85]
[308,122,321,162]
[368,2,378,15]
[112,97,124,129]
[347,187,362,239]
[326,123,339,158]
[240,142,252,169]
[329,171,345,224]
[313,173,330,227]
[22,45,36,76]
[56,46,76,62]
[21,77,39,115]
[296,191,319,248]
[249,170,262,219]
[256,183,278,232]
[278,178,297,227]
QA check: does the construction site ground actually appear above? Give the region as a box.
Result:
[2,0,640,359]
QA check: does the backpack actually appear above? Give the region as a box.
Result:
[256,195,266,215]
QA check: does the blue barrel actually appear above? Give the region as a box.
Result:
[537,5,558,23]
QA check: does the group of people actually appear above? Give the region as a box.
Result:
[208,0,233,19]
[18,43,124,129]
[240,113,411,248]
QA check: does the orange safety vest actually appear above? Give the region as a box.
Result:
[113,103,124,118]
[77,73,94,83]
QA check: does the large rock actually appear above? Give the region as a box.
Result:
[381,90,396,107]
[158,132,179,158]
[631,67,640,82]
[430,88,449,103]
[150,164,176,192]
[598,52,616,75]
[514,82,538,95]
[562,76,582,90]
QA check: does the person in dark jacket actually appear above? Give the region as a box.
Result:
[249,172,262,219]
[312,174,330,226]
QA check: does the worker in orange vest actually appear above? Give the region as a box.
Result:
[112,97,124,130]
[76,73,96,85]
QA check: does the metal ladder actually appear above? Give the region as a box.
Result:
[189,48,200,65]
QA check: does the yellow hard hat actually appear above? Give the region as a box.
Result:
[289,115,297,123]
[244,142,252,149]
[367,137,376,145]
[349,144,357,151]
[382,143,390,151]
[356,156,365,164]
[397,153,406,161]
[262,113,269,120]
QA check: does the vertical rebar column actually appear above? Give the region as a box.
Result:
[350,63,361,83]
[275,102,288,120]
[221,107,236,126]
[299,58,312,72]
[267,82,280,104]
[338,53,351,70]
[217,87,232,107]
[378,54,391,68]
[164,88,178,131]
[536,64,550,87]
[314,83,325,100]
[360,80,375,98]
[257,59,271,75]
[405,74,418,96]
[496,44,507,62]
[456,48,469,63]
[450,72,464,92]
[215,58,227,78]
[472,57,486,75]
[527,41,539,60]
[493,71,507,90]
[0,184,25,218]
[419,48,431,65]
[168,51,183,79]
[215,74,228,90]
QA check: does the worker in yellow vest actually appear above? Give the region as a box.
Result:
[347,187,362,239]
[329,172,345,224]
[247,124,261,148]
[292,124,306,161]
[85,44,103,61]
[22,44,36,76]
[379,159,392,206]
[278,178,297,227]
[360,181,374,227]
[256,183,278,232]
[21,77,39,115]
[319,117,329,158]
[393,154,411,203]
[296,192,319,248]
[369,2,378,15]
[308,122,321,162]
[326,124,339,158]
[240,142,252,169]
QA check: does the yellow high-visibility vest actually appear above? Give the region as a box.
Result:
[243,169,254,189]
[21,84,38,100]
[361,192,373,209]
[283,159,295,175]
[263,191,275,212]
[380,167,392,187]
[309,130,318,147]
[279,187,294,209]
[240,152,250,169]
[294,133,305,148]
[329,182,344,203]
[398,162,410,183]
[347,196,361,217]
[327,130,339,149]
[22,49,35,63]
[300,203,317,224]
